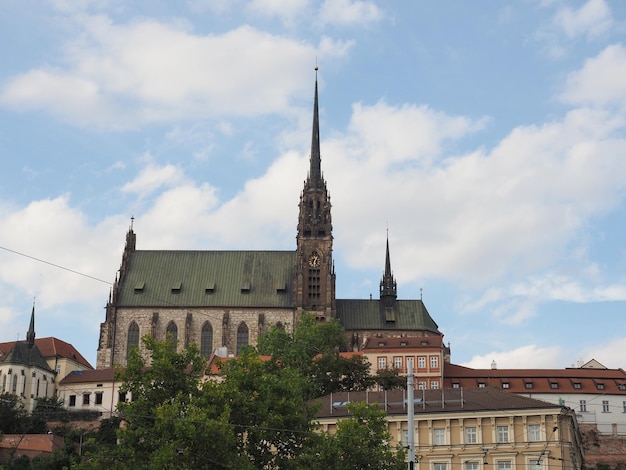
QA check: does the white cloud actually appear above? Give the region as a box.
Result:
[560,43,626,108]
[325,104,626,291]
[120,161,186,197]
[0,196,123,312]
[0,16,351,129]
[583,337,626,370]
[318,0,383,27]
[461,344,564,369]
[552,0,612,40]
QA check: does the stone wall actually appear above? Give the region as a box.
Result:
[98,306,295,368]
[580,424,626,469]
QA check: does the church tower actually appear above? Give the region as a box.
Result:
[295,69,336,320]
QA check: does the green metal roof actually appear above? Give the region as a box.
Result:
[336,299,440,333]
[116,250,296,308]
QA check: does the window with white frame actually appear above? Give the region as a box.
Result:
[528,424,541,442]
[529,459,544,470]
[418,381,427,390]
[378,357,387,369]
[431,381,440,390]
[580,400,587,412]
[430,355,439,368]
[406,357,414,370]
[496,425,509,443]
[394,356,403,369]
[602,400,610,412]
[433,463,447,470]
[465,462,479,470]
[497,461,512,470]
[465,426,477,444]
[418,356,426,368]
[434,428,446,445]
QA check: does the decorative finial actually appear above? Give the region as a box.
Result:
[420,288,423,300]
[130,215,134,230]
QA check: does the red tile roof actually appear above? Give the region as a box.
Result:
[0,337,93,369]
[59,368,116,384]
[444,363,626,395]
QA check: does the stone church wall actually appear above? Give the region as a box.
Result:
[101,307,295,368]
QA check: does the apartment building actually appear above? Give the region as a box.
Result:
[316,387,583,470]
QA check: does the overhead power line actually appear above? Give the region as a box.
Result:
[0,245,113,286]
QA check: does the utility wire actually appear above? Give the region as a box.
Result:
[0,245,112,286]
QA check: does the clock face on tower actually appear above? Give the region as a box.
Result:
[308,254,320,267]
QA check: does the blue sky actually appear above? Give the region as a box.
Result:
[1,0,625,370]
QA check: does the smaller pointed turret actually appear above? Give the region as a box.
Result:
[380,236,397,302]
[26,303,36,348]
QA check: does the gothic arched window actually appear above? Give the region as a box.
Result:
[236,323,249,356]
[200,322,213,358]
[166,321,178,347]
[127,322,140,359]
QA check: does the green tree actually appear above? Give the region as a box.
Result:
[0,392,46,434]
[214,349,319,469]
[301,402,407,470]
[0,393,28,434]
[257,314,373,399]
[79,336,243,469]
[375,367,407,390]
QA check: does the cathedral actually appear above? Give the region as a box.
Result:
[96,74,442,369]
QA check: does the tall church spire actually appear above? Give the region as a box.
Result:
[295,67,336,318]
[309,66,322,185]
[26,302,36,348]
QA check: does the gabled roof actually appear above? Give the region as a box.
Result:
[337,299,440,333]
[116,250,296,308]
[444,362,626,395]
[0,337,93,370]
[316,387,561,419]
[0,342,52,371]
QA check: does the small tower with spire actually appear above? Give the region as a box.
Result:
[380,234,398,322]
[295,67,336,320]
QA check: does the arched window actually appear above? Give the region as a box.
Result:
[200,322,213,358]
[166,321,178,347]
[127,322,140,359]
[12,375,18,393]
[236,323,249,356]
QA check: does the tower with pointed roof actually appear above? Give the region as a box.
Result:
[0,305,55,412]
[294,69,336,320]
[379,236,398,322]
